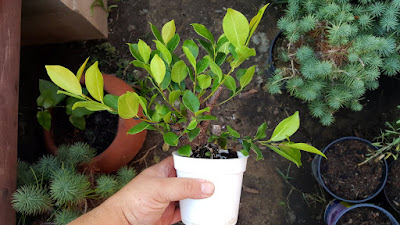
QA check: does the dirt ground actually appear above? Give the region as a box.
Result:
[18,0,400,224]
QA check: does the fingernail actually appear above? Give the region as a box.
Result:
[201,182,215,195]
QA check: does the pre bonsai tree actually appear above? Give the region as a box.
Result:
[13,142,137,225]
[267,0,400,126]
[44,5,324,166]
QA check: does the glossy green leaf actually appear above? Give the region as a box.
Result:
[224,75,236,93]
[188,128,201,142]
[230,46,256,68]
[216,35,229,51]
[72,101,110,111]
[37,110,51,130]
[171,60,188,83]
[150,54,166,85]
[215,52,227,66]
[168,90,181,104]
[223,8,249,47]
[37,79,66,108]
[103,94,119,110]
[255,122,267,140]
[128,43,144,61]
[195,107,210,116]
[57,90,86,100]
[138,39,151,64]
[217,42,230,54]
[45,65,82,96]
[206,56,222,82]
[132,60,151,74]
[196,57,209,74]
[164,111,172,123]
[178,145,191,157]
[267,144,301,167]
[247,4,269,45]
[160,69,171,90]
[162,20,175,44]
[69,115,86,130]
[76,57,89,81]
[183,40,199,58]
[197,74,212,90]
[187,118,197,130]
[197,39,214,57]
[139,96,148,115]
[163,132,179,146]
[270,111,300,142]
[240,65,256,89]
[155,40,172,65]
[118,92,140,119]
[167,34,180,52]
[250,142,264,160]
[182,90,200,113]
[240,149,249,156]
[227,125,240,138]
[149,23,164,44]
[66,97,93,117]
[127,121,151,135]
[191,23,215,43]
[286,142,326,158]
[182,46,196,71]
[198,115,217,122]
[85,62,104,102]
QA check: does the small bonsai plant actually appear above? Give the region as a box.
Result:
[43,5,325,166]
[267,0,400,126]
[13,142,136,225]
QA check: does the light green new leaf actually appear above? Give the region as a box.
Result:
[246,4,269,45]
[183,40,199,58]
[195,107,210,116]
[240,65,256,89]
[197,74,212,90]
[267,144,302,167]
[270,111,300,142]
[85,62,104,102]
[118,92,140,119]
[191,23,215,43]
[227,126,240,138]
[45,65,82,96]
[178,145,192,157]
[223,8,249,47]
[168,90,181,105]
[182,90,200,113]
[72,101,110,111]
[128,43,144,61]
[138,39,151,64]
[163,111,172,123]
[155,40,172,65]
[224,75,236,93]
[255,122,267,140]
[171,60,188,83]
[150,54,166,85]
[76,57,89,81]
[182,46,196,70]
[206,56,222,82]
[163,132,179,146]
[37,110,51,131]
[188,128,201,142]
[139,96,148,116]
[127,121,151,135]
[230,46,256,68]
[286,143,326,158]
[162,20,176,44]
[132,60,151,74]
[187,118,197,130]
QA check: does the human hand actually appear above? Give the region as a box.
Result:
[70,156,215,225]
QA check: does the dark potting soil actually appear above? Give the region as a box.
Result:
[385,160,400,213]
[191,143,238,159]
[337,207,391,225]
[320,139,384,200]
[52,108,119,155]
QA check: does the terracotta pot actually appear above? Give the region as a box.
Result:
[43,74,147,173]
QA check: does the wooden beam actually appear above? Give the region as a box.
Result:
[0,0,22,224]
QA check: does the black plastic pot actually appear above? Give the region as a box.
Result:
[384,160,400,215]
[324,200,399,225]
[266,30,282,77]
[312,136,388,203]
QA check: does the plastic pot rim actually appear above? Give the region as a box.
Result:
[384,160,400,214]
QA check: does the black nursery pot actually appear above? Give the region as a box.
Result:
[312,137,388,203]
[266,30,282,77]
[384,160,400,214]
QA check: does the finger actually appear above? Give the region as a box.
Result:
[159,178,215,202]
[141,156,175,178]
[171,207,181,224]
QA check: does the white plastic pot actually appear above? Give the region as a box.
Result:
[172,151,249,225]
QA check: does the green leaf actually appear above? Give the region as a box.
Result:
[160,69,171,90]
[57,90,85,100]
[187,118,198,130]
[240,65,256,89]
[132,60,151,74]
[85,62,104,102]
[247,4,269,45]
[178,145,192,157]
[206,56,222,82]
[171,60,188,83]
[37,110,51,130]
[66,97,93,117]
[223,8,249,47]
[240,149,249,156]
[164,111,172,123]
[250,142,264,160]
[198,115,217,122]
[138,39,151,64]
[227,126,240,138]
[223,75,236,93]
[150,54,166,85]
[191,23,215,43]
[197,74,212,90]
[37,79,66,108]
[255,122,267,140]
[267,144,302,167]
[128,43,144,61]
[167,34,180,52]
[182,91,200,113]
[183,40,199,58]
[188,128,200,142]
[118,92,140,119]
[45,65,82,96]
[149,23,164,44]
[215,52,227,66]
[72,101,110,111]
[196,57,209,74]
[195,107,210,116]
[163,132,179,146]
[155,40,172,65]
[69,115,86,130]
[76,57,89,81]
[103,94,119,110]
[230,46,256,68]
[162,20,176,44]
[197,39,214,57]
[286,143,326,158]
[270,111,300,142]
[182,46,196,71]
[169,90,181,105]
[216,35,229,52]
[127,121,151,135]
[138,96,148,116]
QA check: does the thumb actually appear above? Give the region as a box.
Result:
[159,178,215,202]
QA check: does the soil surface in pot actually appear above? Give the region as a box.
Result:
[337,207,392,225]
[191,143,238,159]
[385,160,400,213]
[321,139,384,200]
[52,108,119,155]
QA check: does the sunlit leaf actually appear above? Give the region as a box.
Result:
[118,92,140,119]
[223,8,249,47]
[85,62,104,102]
[270,111,300,142]
[150,54,166,85]
[162,20,176,44]
[45,65,82,96]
